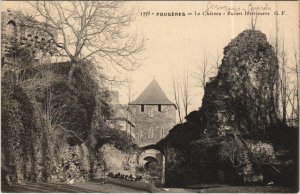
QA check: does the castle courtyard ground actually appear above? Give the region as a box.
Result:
[2,181,297,193]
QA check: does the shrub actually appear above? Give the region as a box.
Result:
[94,127,137,151]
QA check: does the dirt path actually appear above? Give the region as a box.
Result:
[162,185,298,193]
[2,182,148,193]
[2,182,297,193]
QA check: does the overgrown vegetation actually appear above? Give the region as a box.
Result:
[157,30,298,188]
[1,10,138,184]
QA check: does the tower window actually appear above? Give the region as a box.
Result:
[158,105,162,112]
[141,105,144,112]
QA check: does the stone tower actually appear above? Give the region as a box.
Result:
[129,79,176,147]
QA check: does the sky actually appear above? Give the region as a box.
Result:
[2,1,299,118]
[123,1,299,110]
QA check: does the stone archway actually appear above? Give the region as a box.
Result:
[144,157,160,178]
[138,149,165,186]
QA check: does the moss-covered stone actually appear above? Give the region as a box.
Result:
[157,30,293,186]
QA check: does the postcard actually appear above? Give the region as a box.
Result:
[1,1,299,193]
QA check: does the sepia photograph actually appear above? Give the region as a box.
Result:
[1,0,299,193]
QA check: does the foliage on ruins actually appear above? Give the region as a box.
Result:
[1,9,138,183]
[156,29,298,187]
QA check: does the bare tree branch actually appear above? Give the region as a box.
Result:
[26,1,144,79]
[180,68,191,118]
[194,50,216,90]
[172,73,183,123]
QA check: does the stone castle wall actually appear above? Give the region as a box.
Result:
[129,104,176,147]
[98,144,138,176]
[1,10,57,64]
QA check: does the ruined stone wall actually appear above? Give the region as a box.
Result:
[157,30,284,186]
[202,29,279,138]
[129,104,176,147]
[1,10,56,63]
[98,144,138,176]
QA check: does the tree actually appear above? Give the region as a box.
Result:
[278,39,288,123]
[273,2,281,117]
[271,2,299,125]
[275,39,299,126]
[292,47,299,116]
[274,3,288,123]
[287,48,299,125]
[125,76,135,104]
[250,14,258,30]
[26,1,143,79]
[124,76,135,138]
[172,69,192,123]
[181,68,192,118]
[194,50,217,90]
[172,73,183,123]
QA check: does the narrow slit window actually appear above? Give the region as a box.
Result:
[158,105,162,112]
[141,105,144,112]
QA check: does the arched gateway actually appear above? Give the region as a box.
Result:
[138,148,165,186]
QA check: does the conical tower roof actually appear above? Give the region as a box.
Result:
[129,79,175,105]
